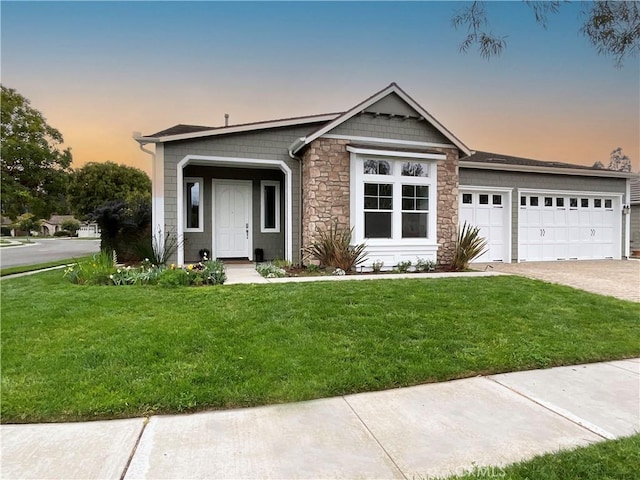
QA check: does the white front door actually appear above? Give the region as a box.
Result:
[214,180,252,259]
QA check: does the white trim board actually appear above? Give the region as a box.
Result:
[324,134,457,150]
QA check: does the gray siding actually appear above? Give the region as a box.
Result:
[459,168,628,260]
[163,124,322,264]
[329,114,450,145]
[631,206,640,253]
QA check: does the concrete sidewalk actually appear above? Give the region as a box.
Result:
[2,359,638,480]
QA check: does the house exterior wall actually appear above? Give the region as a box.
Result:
[162,124,324,264]
[459,168,628,260]
[301,138,351,260]
[630,205,640,254]
[329,113,451,145]
[436,149,460,265]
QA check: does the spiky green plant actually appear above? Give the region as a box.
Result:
[304,221,368,272]
[451,221,488,271]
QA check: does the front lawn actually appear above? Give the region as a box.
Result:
[1,271,638,423]
[445,434,640,480]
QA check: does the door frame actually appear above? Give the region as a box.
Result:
[459,185,513,263]
[212,179,253,260]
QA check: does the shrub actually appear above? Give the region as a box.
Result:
[64,251,116,285]
[396,260,412,273]
[304,221,367,272]
[372,260,384,273]
[60,219,81,236]
[256,262,286,278]
[53,230,70,237]
[157,268,191,287]
[1,227,12,236]
[415,258,436,273]
[451,221,488,271]
[272,258,292,268]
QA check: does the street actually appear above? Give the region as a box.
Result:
[0,238,101,268]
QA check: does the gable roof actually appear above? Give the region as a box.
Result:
[461,151,634,178]
[290,83,471,156]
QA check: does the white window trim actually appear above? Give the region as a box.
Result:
[184,176,204,233]
[260,180,280,233]
[350,151,440,246]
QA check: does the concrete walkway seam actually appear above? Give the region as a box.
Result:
[119,417,150,480]
[341,396,409,480]
[485,376,616,440]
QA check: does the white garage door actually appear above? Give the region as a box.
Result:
[459,189,511,262]
[519,192,619,261]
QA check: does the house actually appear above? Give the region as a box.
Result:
[40,215,78,236]
[134,83,633,267]
[630,177,640,256]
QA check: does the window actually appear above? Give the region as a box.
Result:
[530,196,539,207]
[364,183,393,238]
[594,198,602,208]
[479,194,489,205]
[493,195,502,206]
[581,198,589,208]
[261,181,280,233]
[570,198,578,208]
[401,185,429,238]
[462,193,472,204]
[520,196,526,206]
[184,177,203,232]
[363,159,391,175]
[605,199,612,208]
[556,197,565,207]
[544,197,553,207]
[357,154,436,243]
[401,162,429,177]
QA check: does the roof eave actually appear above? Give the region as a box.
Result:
[139,114,341,144]
[459,160,636,178]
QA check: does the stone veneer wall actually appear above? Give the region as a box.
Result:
[436,148,459,266]
[301,138,351,258]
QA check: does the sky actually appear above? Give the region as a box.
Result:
[2,1,639,176]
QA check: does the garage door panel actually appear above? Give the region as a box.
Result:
[519,192,619,262]
[459,190,510,263]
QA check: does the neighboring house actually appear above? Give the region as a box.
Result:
[134,83,634,266]
[630,177,640,256]
[41,215,78,236]
[77,223,101,238]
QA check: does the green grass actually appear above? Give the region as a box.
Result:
[445,434,640,479]
[1,271,639,423]
[0,256,93,277]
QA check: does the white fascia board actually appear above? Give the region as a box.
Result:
[323,134,457,150]
[459,161,634,178]
[141,114,340,144]
[294,84,471,156]
[346,145,446,160]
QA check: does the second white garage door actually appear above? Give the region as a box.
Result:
[518,190,620,261]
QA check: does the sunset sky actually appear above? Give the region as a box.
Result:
[2,1,639,176]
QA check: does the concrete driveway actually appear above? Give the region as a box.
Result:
[478,259,640,302]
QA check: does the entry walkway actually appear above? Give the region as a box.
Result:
[1,359,638,479]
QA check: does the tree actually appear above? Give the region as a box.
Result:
[452,1,640,67]
[67,162,151,254]
[592,161,606,169]
[60,219,81,236]
[1,85,72,219]
[12,213,42,242]
[608,147,632,172]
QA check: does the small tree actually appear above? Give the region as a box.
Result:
[592,160,605,169]
[608,147,632,172]
[60,219,81,236]
[12,213,42,242]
